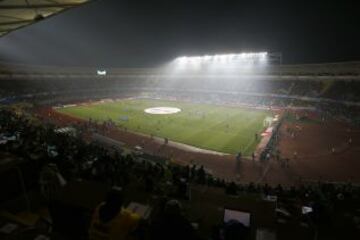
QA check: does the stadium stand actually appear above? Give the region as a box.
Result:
[1,61,360,239]
[1,1,359,239]
[0,106,360,239]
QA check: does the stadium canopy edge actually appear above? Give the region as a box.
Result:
[0,0,93,37]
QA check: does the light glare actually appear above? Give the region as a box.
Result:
[174,52,268,64]
[97,70,107,76]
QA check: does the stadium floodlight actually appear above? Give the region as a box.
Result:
[203,55,212,61]
[97,70,107,76]
[174,52,268,64]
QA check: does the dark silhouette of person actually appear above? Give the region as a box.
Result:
[149,199,198,240]
[89,187,140,240]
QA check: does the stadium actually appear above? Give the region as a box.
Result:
[0,1,360,240]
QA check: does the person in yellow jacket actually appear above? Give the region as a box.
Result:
[89,187,140,240]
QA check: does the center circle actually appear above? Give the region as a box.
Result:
[144,107,181,115]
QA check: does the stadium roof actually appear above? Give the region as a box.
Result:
[0,0,91,37]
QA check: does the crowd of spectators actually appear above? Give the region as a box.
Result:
[322,81,360,102]
[1,77,360,105]
[1,107,360,239]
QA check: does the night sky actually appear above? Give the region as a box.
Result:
[0,0,359,67]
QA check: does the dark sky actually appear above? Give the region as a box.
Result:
[0,0,359,67]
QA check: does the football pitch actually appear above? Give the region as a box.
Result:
[56,98,271,155]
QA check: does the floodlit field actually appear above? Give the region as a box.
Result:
[56,98,271,155]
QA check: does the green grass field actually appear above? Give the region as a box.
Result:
[56,98,271,155]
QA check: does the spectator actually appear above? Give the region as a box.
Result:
[224,220,249,240]
[226,182,238,195]
[197,165,206,184]
[39,162,67,201]
[149,199,198,240]
[89,187,140,240]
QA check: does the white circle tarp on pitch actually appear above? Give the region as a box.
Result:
[144,107,181,115]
